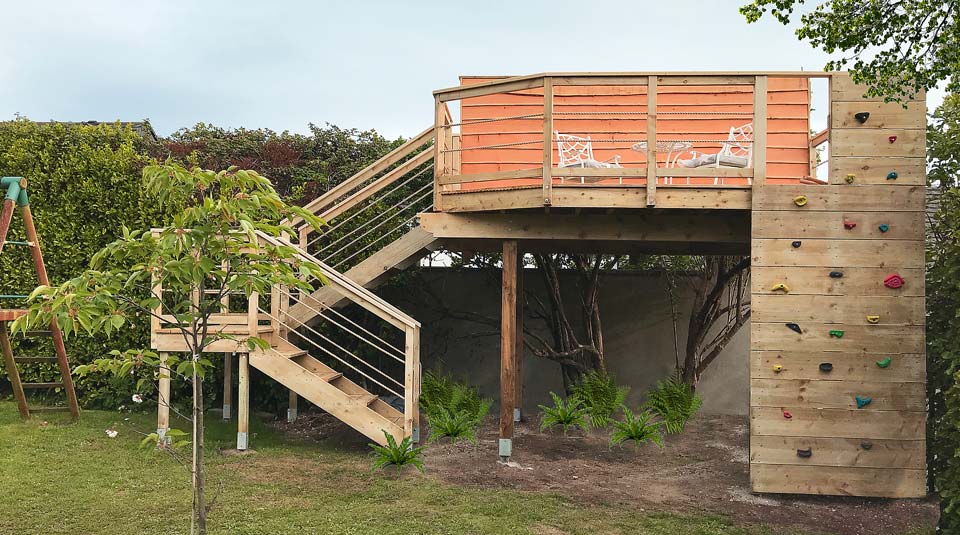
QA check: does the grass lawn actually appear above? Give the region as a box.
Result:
[0,402,819,535]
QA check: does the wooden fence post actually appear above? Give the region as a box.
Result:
[542,77,554,206]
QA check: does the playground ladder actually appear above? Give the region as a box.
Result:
[0,177,80,419]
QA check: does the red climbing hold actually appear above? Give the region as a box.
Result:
[884,274,905,289]
[843,220,857,230]
[782,410,793,419]
[888,135,897,143]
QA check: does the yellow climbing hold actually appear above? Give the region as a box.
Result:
[845,173,856,184]
[793,195,808,207]
[770,283,790,293]
[773,364,783,373]
[866,315,880,324]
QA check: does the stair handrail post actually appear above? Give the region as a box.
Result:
[404,324,421,442]
[247,289,259,341]
[433,96,450,212]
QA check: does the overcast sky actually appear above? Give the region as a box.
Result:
[0,1,937,139]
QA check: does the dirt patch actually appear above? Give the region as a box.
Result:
[276,412,938,535]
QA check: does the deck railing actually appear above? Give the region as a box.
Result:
[432,72,829,208]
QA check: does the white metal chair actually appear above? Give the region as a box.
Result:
[676,123,753,184]
[555,131,622,183]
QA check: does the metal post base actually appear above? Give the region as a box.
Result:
[498,438,512,461]
[222,404,231,421]
[287,408,297,423]
[514,408,521,423]
[412,427,420,443]
[156,427,170,447]
[237,431,249,451]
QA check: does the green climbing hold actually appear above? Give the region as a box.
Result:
[829,330,844,338]
[887,171,898,180]
[878,224,889,233]
[876,357,892,368]
[855,395,872,408]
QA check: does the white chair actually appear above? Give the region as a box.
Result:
[555,131,622,183]
[676,123,753,184]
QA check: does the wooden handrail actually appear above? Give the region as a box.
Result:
[256,231,420,331]
[289,126,434,229]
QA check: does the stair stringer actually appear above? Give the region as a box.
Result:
[248,345,404,446]
[289,226,437,326]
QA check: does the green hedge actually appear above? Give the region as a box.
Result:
[0,119,167,409]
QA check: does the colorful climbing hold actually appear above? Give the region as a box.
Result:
[771,283,790,293]
[845,173,856,184]
[773,364,783,373]
[876,357,892,368]
[819,363,833,373]
[782,410,793,419]
[884,274,905,289]
[866,315,880,324]
[887,171,898,180]
[786,322,802,334]
[791,240,802,248]
[793,195,808,207]
[878,223,889,233]
[854,112,870,124]
[829,330,845,338]
[796,448,813,458]
[888,135,897,143]
[861,441,873,450]
[843,220,857,230]
[855,395,873,409]
[829,271,844,278]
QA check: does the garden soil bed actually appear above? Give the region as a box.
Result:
[274,412,938,535]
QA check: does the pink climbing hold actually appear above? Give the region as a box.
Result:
[843,220,857,230]
[884,274,905,289]
[888,135,897,143]
[782,410,793,419]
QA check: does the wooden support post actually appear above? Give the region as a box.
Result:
[499,240,519,460]
[222,353,232,420]
[22,204,79,419]
[753,75,768,188]
[646,75,658,206]
[433,95,447,212]
[404,325,421,442]
[287,389,298,423]
[542,78,554,206]
[157,351,171,444]
[237,352,250,450]
[514,250,523,423]
[0,324,29,418]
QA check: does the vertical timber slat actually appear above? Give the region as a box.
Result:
[753,76,768,187]
[646,76,658,206]
[542,77,554,206]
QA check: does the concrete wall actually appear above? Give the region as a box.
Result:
[383,267,749,415]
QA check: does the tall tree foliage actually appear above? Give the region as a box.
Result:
[741,0,959,99]
[927,94,960,531]
[12,164,322,534]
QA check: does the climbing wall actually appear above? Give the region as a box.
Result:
[749,74,926,497]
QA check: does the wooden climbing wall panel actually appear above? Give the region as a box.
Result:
[748,74,926,498]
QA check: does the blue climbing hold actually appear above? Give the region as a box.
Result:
[879,224,889,233]
[887,171,898,180]
[855,395,873,409]
[791,240,802,248]
[829,271,844,278]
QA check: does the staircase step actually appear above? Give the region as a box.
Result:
[276,348,309,359]
[22,382,63,389]
[317,372,343,382]
[14,356,58,364]
[350,394,378,406]
[156,325,275,335]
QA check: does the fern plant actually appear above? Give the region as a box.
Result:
[610,407,664,449]
[645,371,703,434]
[420,371,492,423]
[571,370,630,428]
[427,407,480,444]
[538,392,588,435]
[370,430,426,475]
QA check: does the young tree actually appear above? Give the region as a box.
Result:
[740,0,959,99]
[11,163,322,534]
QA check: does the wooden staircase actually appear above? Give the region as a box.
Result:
[249,338,405,441]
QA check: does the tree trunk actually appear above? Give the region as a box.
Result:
[192,354,207,535]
